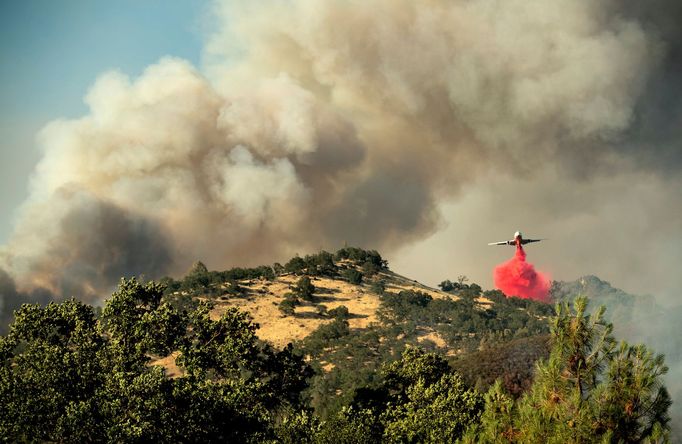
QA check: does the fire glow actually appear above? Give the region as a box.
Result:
[494,245,551,302]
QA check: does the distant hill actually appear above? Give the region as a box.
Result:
[550,275,657,324]
[549,275,677,346]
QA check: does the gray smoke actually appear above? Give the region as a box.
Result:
[4,0,679,296]
[0,267,52,334]
[0,0,680,432]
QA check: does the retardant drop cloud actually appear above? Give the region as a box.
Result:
[493,246,551,302]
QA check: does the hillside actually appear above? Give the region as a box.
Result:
[160,248,528,348]
[157,248,681,413]
[158,247,554,412]
[210,269,457,348]
[2,247,674,442]
[550,275,657,324]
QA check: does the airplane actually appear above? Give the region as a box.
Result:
[488,231,544,247]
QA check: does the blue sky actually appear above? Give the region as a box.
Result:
[0,0,209,242]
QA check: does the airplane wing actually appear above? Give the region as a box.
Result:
[488,240,512,246]
[521,238,544,244]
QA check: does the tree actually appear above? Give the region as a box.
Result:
[293,276,315,301]
[461,283,482,300]
[188,260,208,276]
[371,279,386,295]
[328,305,350,320]
[285,256,307,274]
[185,260,209,284]
[0,278,312,442]
[342,348,483,443]
[315,407,383,443]
[438,280,456,292]
[465,296,671,443]
[381,372,484,443]
[458,275,469,286]
[304,251,337,276]
[0,299,107,441]
[279,294,299,316]
[343,268,363,285]
[273,262,285,276]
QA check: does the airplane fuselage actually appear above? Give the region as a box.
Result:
[488,230,543,247]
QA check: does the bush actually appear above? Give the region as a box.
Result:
[279,296,299,316]
[285,256,307,274]
[343,269,363,285]
[303,251,337,276]
[293,276,315,301]
[328,305,350,320]
[371,280,386,295]
[438,280,458,292]
[362,261,380,276]
[218,265,275,281]
[335,247,388,270]
[161,262,275,296]
[316,305,328,317]
[305,318,350,345]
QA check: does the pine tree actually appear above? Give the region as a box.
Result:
[461,381,516,443]
[468,296,671,443]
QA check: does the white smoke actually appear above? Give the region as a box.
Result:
[1,57,367,295]
[1,0,680,434]
[0,0,678,306]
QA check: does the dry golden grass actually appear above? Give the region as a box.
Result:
[210,270,455,348]
[416,329,448,348]
[151,269,489,377]
[150,352,182,378]
[380,270,457,301]
[476,295,494,308]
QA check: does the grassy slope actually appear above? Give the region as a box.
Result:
[209,267,461,348]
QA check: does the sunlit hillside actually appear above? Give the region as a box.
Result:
[210,268,460,348]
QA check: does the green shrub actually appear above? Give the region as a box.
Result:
[371,280,386,295]
[343,269,363,285]
[328,305,350,320]
[293,276,315,301]
[279,294,299,316]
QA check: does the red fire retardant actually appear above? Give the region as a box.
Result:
[494,245,551,302]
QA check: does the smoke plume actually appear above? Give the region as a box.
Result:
[493,246,551,302]
[1,0,680,434]
[1,0,680,306]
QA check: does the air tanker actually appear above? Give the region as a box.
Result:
[488,231,544,247]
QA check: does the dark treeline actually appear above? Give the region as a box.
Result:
[160,247,388,299]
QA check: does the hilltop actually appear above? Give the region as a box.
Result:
[157,248,680,406]
[1,246,674,442]
[157,252,679,434]
[160,248,542,347]
[157,248,556,408]
[196,265,458,348]
[550,275,681,361]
